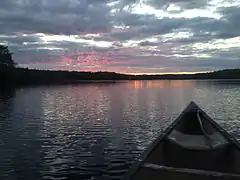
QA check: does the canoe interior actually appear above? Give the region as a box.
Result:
[128,102,240,180]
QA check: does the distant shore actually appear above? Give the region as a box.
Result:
[1,66,240,91]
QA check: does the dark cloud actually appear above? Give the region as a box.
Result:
[139,41,158,46]
[0,0,113,35]
[110,16,189,41]
[145,0,210,10]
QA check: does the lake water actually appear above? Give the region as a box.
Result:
[0,80,240,180]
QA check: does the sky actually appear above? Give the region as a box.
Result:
[0,0,240,74]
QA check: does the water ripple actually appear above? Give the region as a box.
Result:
[0,80,240,179]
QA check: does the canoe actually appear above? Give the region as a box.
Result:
[124,101,240,180]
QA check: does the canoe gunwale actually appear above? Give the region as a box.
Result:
[196,105,240,150]
[123,101,240,180]
[143,163,240,178]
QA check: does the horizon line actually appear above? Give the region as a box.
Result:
[16,66,239,75]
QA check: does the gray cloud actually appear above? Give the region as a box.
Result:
[110,15,189,41]
[145,0,210,10]
[0,0,113,35]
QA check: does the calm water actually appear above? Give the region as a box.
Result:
[0,80,240,180]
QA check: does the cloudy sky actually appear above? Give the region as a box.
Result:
[0,0,240,74]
